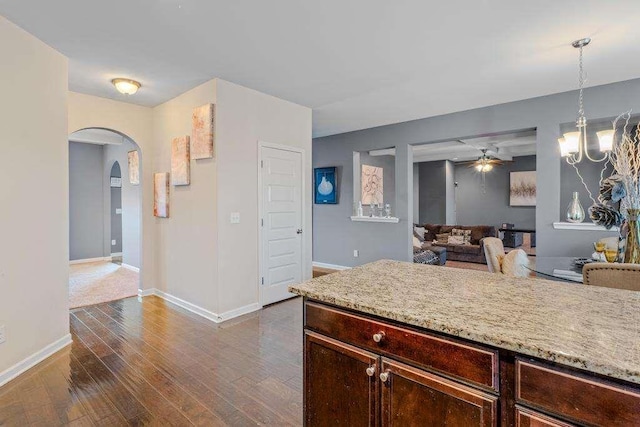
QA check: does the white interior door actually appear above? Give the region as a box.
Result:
[260,146,303,305]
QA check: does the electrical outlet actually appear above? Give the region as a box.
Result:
[112,239,116,245]
[353,250,359,257]
[0,325,5,344]
[230,212,241,224]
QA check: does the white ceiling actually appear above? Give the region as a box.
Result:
[2,1,640,137]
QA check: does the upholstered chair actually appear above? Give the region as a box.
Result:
[482,237,530,277]
[483,237,505,274]
[582,263,640,291]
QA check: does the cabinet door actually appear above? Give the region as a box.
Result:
[380,358,497,427]
[305,331,379,426]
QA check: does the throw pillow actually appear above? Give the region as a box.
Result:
[447,235,465,245]
[435,233,450,244]
[412,235,422,249]
[413,226,426,242]
[452,228,472,245]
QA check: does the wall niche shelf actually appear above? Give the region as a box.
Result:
[553,222,619,232]
[350,216,399,223]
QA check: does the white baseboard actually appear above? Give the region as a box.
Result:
[312,261,351,271]
[69,256,111,265]
[0,334,72,388]
[121,263,140,273]
[138,288,261,323]
[219,302,261,321]
[110,252,123,257]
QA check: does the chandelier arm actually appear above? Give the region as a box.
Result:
[570,162,596,205]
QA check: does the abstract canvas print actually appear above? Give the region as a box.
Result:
[314,167,337,204]
[361,164,383,205]
[171,136,190,186]
[191,103,215,159]
[154,172,170,218]
[127,150,140,185]
[510,171,537,206]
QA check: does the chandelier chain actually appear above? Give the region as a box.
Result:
[578,44,585,121]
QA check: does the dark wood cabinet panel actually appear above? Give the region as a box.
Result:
[305,301,498,391]
[516,359,640,426]
[380,358,497,427]
[305,331,379,427]
[516,406,575,427]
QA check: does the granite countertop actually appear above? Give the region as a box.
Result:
[290,260,640,384]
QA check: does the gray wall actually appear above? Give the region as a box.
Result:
[312,78,640,267]
[103,139,141,269]
[418,161,447,224]
[110,162,123,254]
[455,155,536,230]
[69,142,104,260]
[445,160,456,224]
[412,164,419,223]
[359,151,395,207]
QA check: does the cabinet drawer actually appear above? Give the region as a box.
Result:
[305,301,498,391]
[516,359,640,426]
[516,406,575,427]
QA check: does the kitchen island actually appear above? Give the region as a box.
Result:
[290,260,640,426]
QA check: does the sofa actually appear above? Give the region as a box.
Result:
[417,224,497,264]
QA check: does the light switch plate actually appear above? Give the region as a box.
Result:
[230,212,241,224]
[115,208,122,214]
[0,325,5,344]
[353,250,359,257]
[112,240,116,245]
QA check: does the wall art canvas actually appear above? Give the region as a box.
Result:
[314,167,337,204]
[361,164,383,205]
[127,150,140,185]
[191,103,215,159]
[171,136,190,186]
[510,171,537,206]
[154,172,170,218]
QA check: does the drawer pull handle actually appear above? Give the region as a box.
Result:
[379,371,390,383]
[366,366,376,377]
[372,332,385,343]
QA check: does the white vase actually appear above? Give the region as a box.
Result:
[317,176,333,196]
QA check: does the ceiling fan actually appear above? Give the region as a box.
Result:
[459,149,507,172]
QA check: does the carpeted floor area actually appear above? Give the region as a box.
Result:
[69,261,139,308]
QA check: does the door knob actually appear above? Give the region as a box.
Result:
[366,366,375,377]
[372,331,385,343]
[380,371,390,383]
[296,229,303,234]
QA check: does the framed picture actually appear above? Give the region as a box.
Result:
[361,164,383,205]
[314,167,337,204]
[154,172,170,218]
[127,150,140,185]
[510,171,536,206]
[191,104,215,159]
[171,135,190,186]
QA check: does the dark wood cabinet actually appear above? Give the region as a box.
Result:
[305,331,379,426]
[381,358,497,427]
[303,299,640,426]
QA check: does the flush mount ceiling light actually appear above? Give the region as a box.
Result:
[111,78,141,95]
[557,38,614,164]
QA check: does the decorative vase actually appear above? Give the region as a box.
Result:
[566,192,585,223]
[624,208,640,263]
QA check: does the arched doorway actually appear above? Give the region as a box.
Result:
[68,128,142,308]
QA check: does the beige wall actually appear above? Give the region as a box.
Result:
[151,80,219,313]
[67,92,154,290]
[0,17,69,376]
[215,80,312,313]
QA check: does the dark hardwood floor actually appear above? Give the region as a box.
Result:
[0,295,303,426]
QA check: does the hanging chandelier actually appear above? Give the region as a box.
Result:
[558,38,614,164]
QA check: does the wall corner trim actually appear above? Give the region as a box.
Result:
[0,334,72,388]
[138,289,261,323]
[121,263,140,273]
[312,262,351,270]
